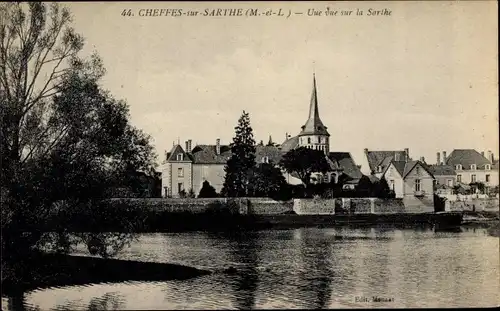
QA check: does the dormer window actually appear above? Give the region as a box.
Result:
[177,154,183,161]
[262,156,269,164]
[485,164,491,170]
[377,166,382,173]
[455,164,462,170]
[471,164,476,170]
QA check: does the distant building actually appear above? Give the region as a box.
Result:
[428,154,456,195]
[381,159,435,212]
[360,149,410,179]
[161,74,364,197]
[442,149,499,188]
[277,74,363,188]
[162,141,282,197]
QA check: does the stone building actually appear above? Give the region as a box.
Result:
[443,149,499,188]
[381,159,435,213]
[161,74,363,197]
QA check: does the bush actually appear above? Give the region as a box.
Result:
[198,181,218,198]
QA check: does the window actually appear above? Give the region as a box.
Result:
[455,164,462,170]
[416,166,420,174]
[457,174,462,182]
[176,153,183,161]
[447,179,453,187]
[486,164,491,170]
[415,179,421,192]
[262,156,269,164]
[471,164,476,170]
[323,174,329,183]
[178,182,184,193]
[317,137,321,143]
[486,174,490,182]
[377,166,382,173]
[390,179,395,190]
[471,174,476,183]
[177,168,184,177]
[307,137,311,144]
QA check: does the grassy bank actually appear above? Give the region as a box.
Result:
[1,251,211,296]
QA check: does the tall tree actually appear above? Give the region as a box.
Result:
[221,111,256,197]
[279,147,330,187]
[1,3,156,259]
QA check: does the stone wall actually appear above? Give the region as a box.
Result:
[446,198,499,212]
[373,198,406,214]
[104,198,293,215]
[293,198,336,215]
[350,198,372,214]
[293,198,414,215]
[247,198,294,215]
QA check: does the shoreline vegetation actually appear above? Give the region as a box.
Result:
[1,251,211,297]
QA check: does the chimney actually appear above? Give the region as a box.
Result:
[437,152,441,165]
[487,150,493,162]
[185,141,189,152]
[394,152,400,161]
[442,151,447,164]
[216,138,221,155]
[420,156,425,163]
[187,139,192,153]
[364,148,369,154]
[481,151,485,157]
[404,148,409,161]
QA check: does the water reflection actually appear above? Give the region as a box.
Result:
[6,227,500,310]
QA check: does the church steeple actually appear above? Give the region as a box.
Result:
[299,73,329,137]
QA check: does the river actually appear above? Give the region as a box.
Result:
[2,227,499,310]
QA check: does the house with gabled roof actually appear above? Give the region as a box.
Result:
[381,159,435,213]
[359,148,410,178]
[162,73,365,197]
[428,163,456,195]
[162,139,285,197]
[442,149,499,188]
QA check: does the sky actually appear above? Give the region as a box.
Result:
[65,1,498,167]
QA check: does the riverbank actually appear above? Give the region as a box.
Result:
[1,251,211,296]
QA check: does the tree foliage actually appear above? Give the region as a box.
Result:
[1,3,156,260]
[198,180,218,198]
[279,147,330,187]
[221,111,256,197]
[248,163,287,198]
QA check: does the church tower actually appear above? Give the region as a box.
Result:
[297,73,330,154]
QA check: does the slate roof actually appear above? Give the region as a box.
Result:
[280,135,299,153]
[389,160,407,177]
[445,149,493,170]
[328,152,363,180]
[255,145,282,164]
[166,144,283,165]
[298,74,330,137]
[428,164,457,176]
[190,144,231,164]
[365,150,408,173]
[383,160,435,179]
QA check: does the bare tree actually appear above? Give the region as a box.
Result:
[1,2,105,185]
